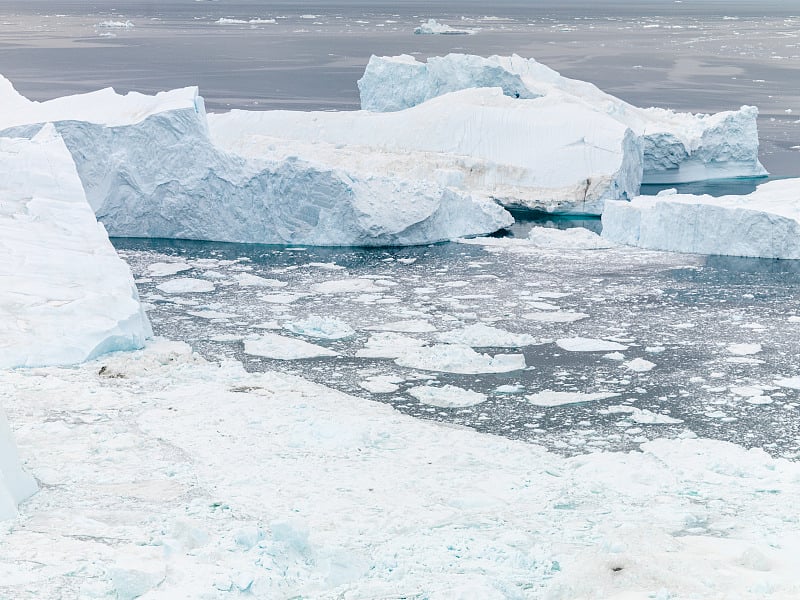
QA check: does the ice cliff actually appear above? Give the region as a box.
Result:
[0,75,512,245]
[602,179,800,259]
[208,87,642,215]
[358,54,767,184]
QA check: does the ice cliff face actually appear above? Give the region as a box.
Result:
[0,75,512,245]
[602,180,800,259]
[0,125,151,369]
[358,54,767,184]
[209,87,643,215]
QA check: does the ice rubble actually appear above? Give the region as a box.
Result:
[0,74,511,246]
[602,179,800,259]
[209,87,641,215]
[358,54,767,184]
[0,125,150,369]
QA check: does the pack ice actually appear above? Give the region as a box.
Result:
[0,75,511,246]
[602,180,800,259]
[358,54,767,185]
[208,87,641,215]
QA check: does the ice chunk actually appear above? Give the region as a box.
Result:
[556,338,628,352]
[414,19,477,35]
[208,87,642,216]
[0,125,150,369]
[523,311,589,323]
[527,390,620,407]
[283,317,355,340]
[395,344,526,374]
[408,384,487,407]
[437,323,538,347]
[243,334,338,360]
[235,273,287,288]
[602,180,800,259]
[605,405,683,425]
[311,278,383,294]
[358,54,766,184]
[727,343,762,356]
[0,75,511,246]
[356,333,428,359]
[527,226,615,249]
[624,358,656,372]
[147,262,192,277]
[0,408,38,521]
[156,278,215,294]
[366,320,437,333]
[359,375,404,394]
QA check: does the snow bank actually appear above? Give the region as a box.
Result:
[602,179,800,259]
[0,75,511,246]
[0,125,150,369]
[209,87,642,215]
[358,54,767,184]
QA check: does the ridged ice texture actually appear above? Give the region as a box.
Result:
[358,54,767,184]
[0,75,512,246]
[209,87,643,215]
[0,125,152,369]
[601,179,800,259]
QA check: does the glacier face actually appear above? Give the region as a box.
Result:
[0,75,511,245]
[601,179,800,259]
[358,54,767,184]
[209,87,643,215]
[0,125,151,369]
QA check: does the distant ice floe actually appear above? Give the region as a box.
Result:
[96,20,134,28]
[216,18,276,25]
[602,180,800,259]
[408,384,487,407]
[413,19,478,35]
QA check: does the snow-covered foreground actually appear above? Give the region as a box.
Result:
[3,340,800,599]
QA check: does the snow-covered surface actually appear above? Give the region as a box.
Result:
[0,125,150,369]
[602,179,800,259]
[358,54,767,184]
[5,341,800,597]
[0,75,511,246]
[208,87,642,215]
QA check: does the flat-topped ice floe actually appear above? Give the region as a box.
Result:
[209,87,642,215]
[358,54,767,185]
[0,75,511,246]
[0,125,151,370]
[602,180,800,259]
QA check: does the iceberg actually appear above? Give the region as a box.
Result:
[208,87,642,215]
[413,19,477,35]
[0,125,151,369]
[358,54,767,184]
[0,75,511,246]
[602,179,800,259]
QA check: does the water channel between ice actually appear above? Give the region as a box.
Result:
[113,186,800,459]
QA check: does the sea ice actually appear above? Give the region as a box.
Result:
[436,323,538,347]
[413,19,477,35]
[526,390,620,407]
[366,320,437,333]
[556,338,628,352]
[0,125,150,369]
[356,333,428,359]
[234,273,287,288]
[527,226,616,249]
[358,375,404,394]
[727,343,762,356]
[602,180,800,259]
[408,384,487,407]
[358,54,766,184]
[624,358,656,372]
[156,278,215,294]
[395,344,526,374]
[283,317,355,340]
[243,334,338,360]
[523,311,590,323]
[0,409,38,521]
[147,262,192,277]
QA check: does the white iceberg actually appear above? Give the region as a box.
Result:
[358,54,767,185]
[602,179,800,259]
[413,19,477,35]
[0,75,511,246]
[0,125,151,370]
[209,87,642,215]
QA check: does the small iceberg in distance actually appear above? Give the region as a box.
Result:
[414,19,478,35]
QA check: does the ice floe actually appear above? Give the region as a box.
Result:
[556,338,629,352]
[156,278,215,294]
[527,390,621,407]
[408,384,487,407]
[395,344,526,374]
[243,334,338,360]
[283,317,355,340]
[413,19,477,35]
[436,323,538,347]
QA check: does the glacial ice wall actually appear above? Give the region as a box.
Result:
[358,54,767,184]
[601,179,800,259]
[0,75,512,245]
[209,87,643,215]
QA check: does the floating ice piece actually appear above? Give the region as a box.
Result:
[556,338,628,352]
[358,54,766,184]
[437,323,538,347]
[624,358,656,372]
[235,273,287,288]
[283,317,355,340]
[208,87,641,215]
[606,405,683,424]
[414,19,477,35]
[775,376,800,390]
[0,75,511,246]
[310,278,383,294]
[408,385,487,407]
[216,18,276,25]
[366,320,437,333]
[0,125,150,369]
[727,343,762,356]
[523,311,589,323]
[243,334,338,360]
[97,20,135,28]
[527,227,616,249]
[602,180,800,259]
[527,390,620,407]
[359,375,404,394]
[356,333,428,359]
[0,408,38,521]
[156,278,215,294]
[186,310,238,320]
[395,344,526,374]
[147,262,192,277]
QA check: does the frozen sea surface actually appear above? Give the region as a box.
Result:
[116,212,800,459]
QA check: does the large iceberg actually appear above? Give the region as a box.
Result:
[0,75,511,245]
[0,125,151,368]
[601,179,800,259]
[358,54,767,184]
[208,87,642,215]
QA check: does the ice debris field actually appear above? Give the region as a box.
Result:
[2,50,800,599]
